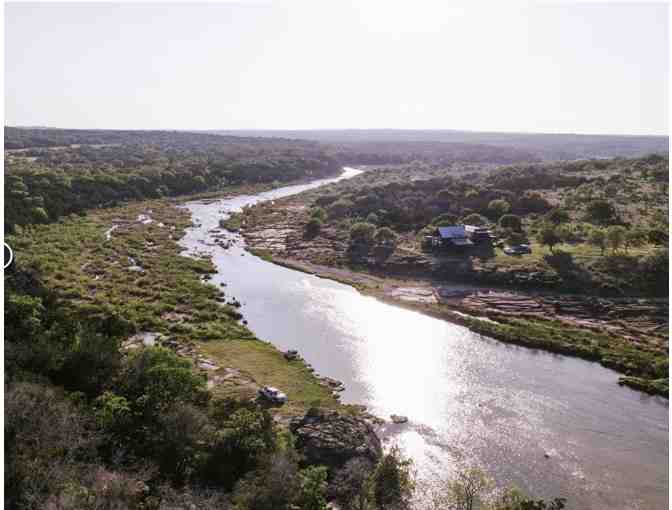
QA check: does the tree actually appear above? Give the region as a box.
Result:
[487,199,511,220]
[648,228,669,246]
[606,225,627,253]
[537,224,561,253]
[545,209,570,225]
[624,228,647,253]
[296,466,329,510]
[499,214,522,232]
[430,468,493,510]
[372,445,415,510]
[332,458,375,510]
[328,199,353,219]
[366,212,380,225]
[310,207,327,222]
[349,222,377,247]
[517,192,551,214]
[432,213,458,226]
[374,227,397,246]
[587,228,607,255]
[585,199,617,225]
[461,213,488,226]
[305,218,322,238]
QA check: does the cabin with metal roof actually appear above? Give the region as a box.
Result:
[436,226,474,248]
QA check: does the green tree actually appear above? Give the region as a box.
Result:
[461,213,489,226]
[432,213,459,226]
[587,228,608,255]
[305,217,322,238]
[349,222,377,247]
[374,227,397,246]
[499,214,522,232]
[328,199,353,219]
[624,228,647,253]
[297,466,329,510]
[366,212,380,225]
[430,468,493,510]
[537,224,561,253]
[546,209,570,225]
[487,199,511,219]
[606,225,627,253]
[310,207,327,222]
[585,199,617,225]
[648,228,668,246]
[372,446,415,510]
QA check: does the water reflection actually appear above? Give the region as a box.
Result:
[180,169,668,510]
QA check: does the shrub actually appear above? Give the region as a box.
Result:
[305,217,322,238]
[372,446,415,510]
[432,213,459,226]
[588,228,607,255]
[537,224,562,252]
[374,227,397,246]
[487,199,511,219]
[310,207,327,222]
[461,213,488,226]
[499,214,522,232]
[349,222,377,247]
[585,199,618,225]
[606,225,627,253]
[546,208,570,225]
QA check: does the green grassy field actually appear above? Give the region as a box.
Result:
[8,198,340,418]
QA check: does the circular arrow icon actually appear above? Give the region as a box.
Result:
[5,243,14,269]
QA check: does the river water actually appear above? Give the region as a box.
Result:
[180,168,668,510]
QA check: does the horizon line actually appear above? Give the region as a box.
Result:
[5,125,669,138]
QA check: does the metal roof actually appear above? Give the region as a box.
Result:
[438,226,466,238]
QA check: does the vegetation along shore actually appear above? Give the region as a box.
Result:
[5,127,666,508]
[232,156,669,396]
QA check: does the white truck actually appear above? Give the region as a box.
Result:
[258,386,288,404]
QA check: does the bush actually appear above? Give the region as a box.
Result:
[606,225,627,253]
[432,213,459,226]
[546,208,570,225]
[372,446,415,510]
[461,213,488,226]
[203,405,276,489]
[305,217,323,238]
[6,382,99,510]
[585,199,618,225]
[349,222,377,247]
[310,207,328,222]
[487,199,511,219]
[328,199,354,219]
[537,224,562,252]
[499,214,522,232]
[374,226,397,246]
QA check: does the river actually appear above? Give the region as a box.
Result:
[180,167,668,510]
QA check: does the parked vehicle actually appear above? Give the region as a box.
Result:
[258,385,288,404]
[503,244,532,255]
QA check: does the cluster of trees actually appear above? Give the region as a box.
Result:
[311,173,553,237]
[5,129,342,232]
[5,264,426,510]
[326,140,540,166]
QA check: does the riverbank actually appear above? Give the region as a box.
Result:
[8,195,363,422]
[237,234,668,397]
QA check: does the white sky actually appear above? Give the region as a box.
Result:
[4,1,669,135]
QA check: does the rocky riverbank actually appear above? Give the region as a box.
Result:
[229,204,668,397]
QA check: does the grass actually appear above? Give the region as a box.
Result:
[8,197,342,418]
[488,241,655,267]
[198,339,338,418]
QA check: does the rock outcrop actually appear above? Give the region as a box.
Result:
[289,409,382,471]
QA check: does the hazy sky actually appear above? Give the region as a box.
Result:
[4,1,669,135]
